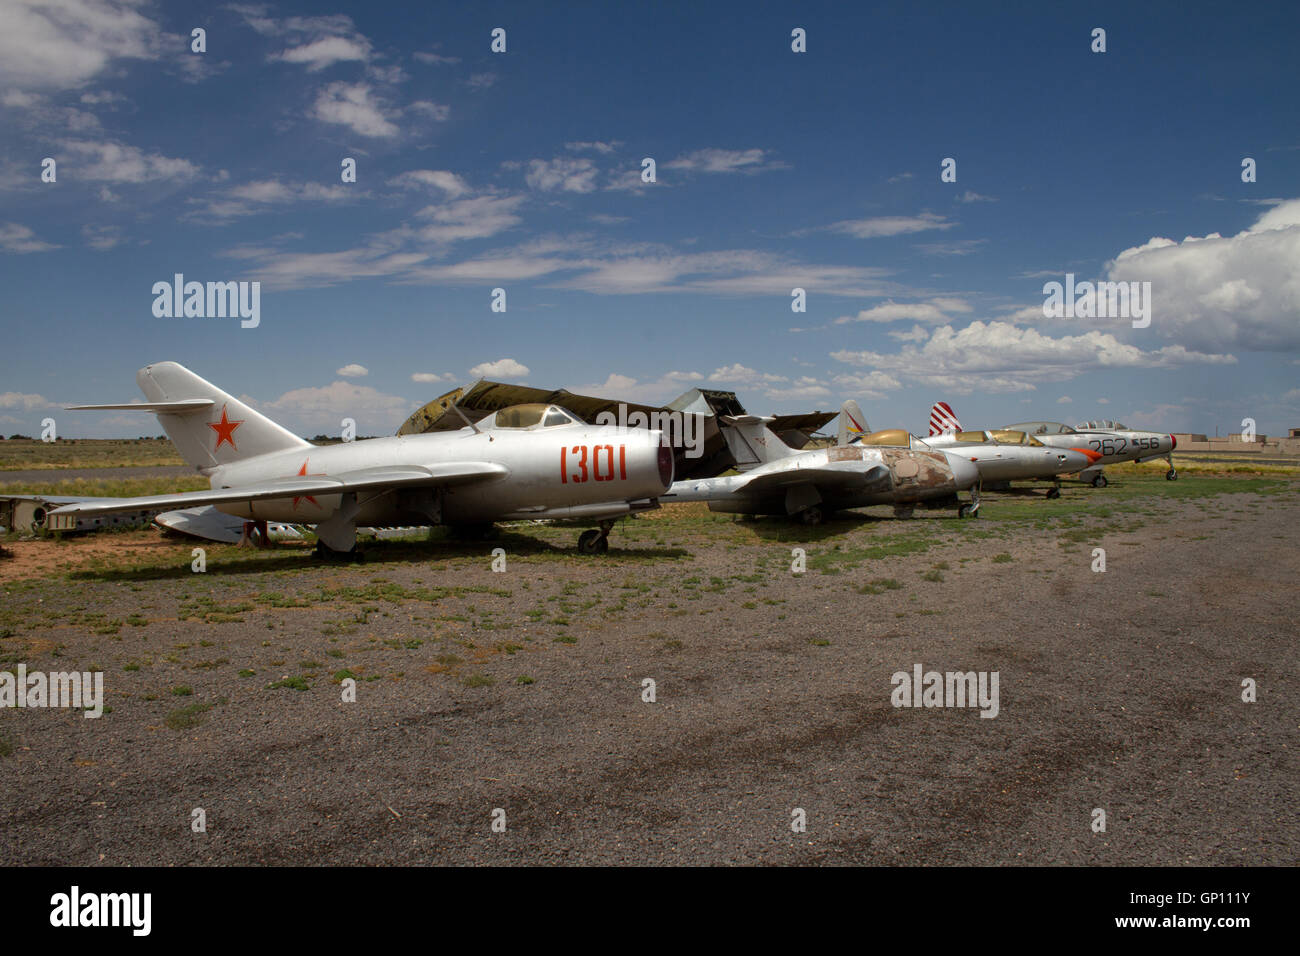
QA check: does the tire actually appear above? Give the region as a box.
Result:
[1166,469,1177,481]
[799,506,823,526]
[1092,474,1108,488]
[577,529,606,554]
[1047,487,1061,499]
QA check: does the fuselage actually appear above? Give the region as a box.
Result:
[1005,421,1175,468]
[667,440,978,515]
[212,419,671,526]
[925,429,1099,480]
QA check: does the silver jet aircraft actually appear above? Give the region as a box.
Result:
[662,400,981,523]
[1006,418,1178,486]
[929,402,1173,489]
[51,362,673,557]
[922,424,1100,499]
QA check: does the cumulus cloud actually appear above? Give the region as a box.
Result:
[272,34,371,71]
[411,372,454,383]
[254,380,412,434]
[834,297,972,325]
[60,139,199,182]
[567,371,705,405]
[0,0,163,92]
[311,82,398,138]
[470,358,530,379]
[1105,198,1300,350]
[831,321,1236,394]
[523,157,600,193]
[336,364,368,378]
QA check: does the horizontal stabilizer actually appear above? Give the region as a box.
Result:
[67,399,215,413]
[49,462,509,519]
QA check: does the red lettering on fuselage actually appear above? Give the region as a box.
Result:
[561,444,628,484]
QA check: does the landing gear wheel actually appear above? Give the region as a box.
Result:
[1046,487,1061,499]
[314,541,362,562]
[1166,468,1177,481]
[798,506,824,526]
[1091,474,1108,488]
[577,528,609,555]
[958,502,978,518]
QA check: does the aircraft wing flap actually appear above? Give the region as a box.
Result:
[47,462,509,518]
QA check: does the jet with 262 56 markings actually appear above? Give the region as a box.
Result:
[50,362,674,558]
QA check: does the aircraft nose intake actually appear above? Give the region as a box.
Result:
[948,454,979,489]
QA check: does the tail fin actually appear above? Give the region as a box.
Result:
[719,415,798,470]
[71,362,308,472]
[837,399,869,446]
[928,401,961,436]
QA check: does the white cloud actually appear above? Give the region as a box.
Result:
[0,390,54,410]
[336,364,368,378]
[834,297,972,326]
[0,0,163,92]
[253,381,412,435]
[413,194,525,244]
[1105,198,1300,350]
[465,72,496,90]
[411,372,453,384]
[831,371,903,399]
[412,51,459,65]
[81,223,123,250]
[666,148,785,174]
[470,358,530,379]
[823,213,954,239]
[60,139,199,182]
[708,364,789,386]
[955,191,997,203]
[311,82,398,138]
[524,157,599,193]
[273,35,371,71]
[567,371,704,405]
[0,222,58,253]
[831,321,1236,394]
[390,169,470,196]
[566,141,621,154]
[1057,395,1072,404]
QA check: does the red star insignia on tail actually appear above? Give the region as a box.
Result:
[207,404,244,451]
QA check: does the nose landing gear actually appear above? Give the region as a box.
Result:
[577,518,616,555]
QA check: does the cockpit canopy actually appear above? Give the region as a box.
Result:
[1076,419,1128,431]
[988,429,1046,447]
[1005,420,1077,435]
[490,403,585,429]
[857,428,915,447]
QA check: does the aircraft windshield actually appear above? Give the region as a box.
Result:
[1077,419,1128,430]
[1007,421,1077,435]
[494,404,585,428]
[858,428,912,447]
[953,430,989,443]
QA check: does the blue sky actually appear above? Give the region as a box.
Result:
[2,0,1298,439]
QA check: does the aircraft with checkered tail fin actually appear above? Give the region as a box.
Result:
[925,401,1176,493]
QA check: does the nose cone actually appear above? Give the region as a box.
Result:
[656,439,675,490]
[945,453,979,489]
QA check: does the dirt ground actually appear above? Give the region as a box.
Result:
[1,476,1296,865]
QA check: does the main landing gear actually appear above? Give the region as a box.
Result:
[957,484,981,518]
[577,518,616,555]
[313,540,364,563]
[798,505,824,526]
[1046,482,1062,499]
[1166,468,1178,481]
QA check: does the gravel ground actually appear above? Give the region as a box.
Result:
[1,482,1296,865]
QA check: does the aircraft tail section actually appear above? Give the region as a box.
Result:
[720,416,798,470]
[72,362,309,472]
[837,399,869,446]
[928,401,961,436]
